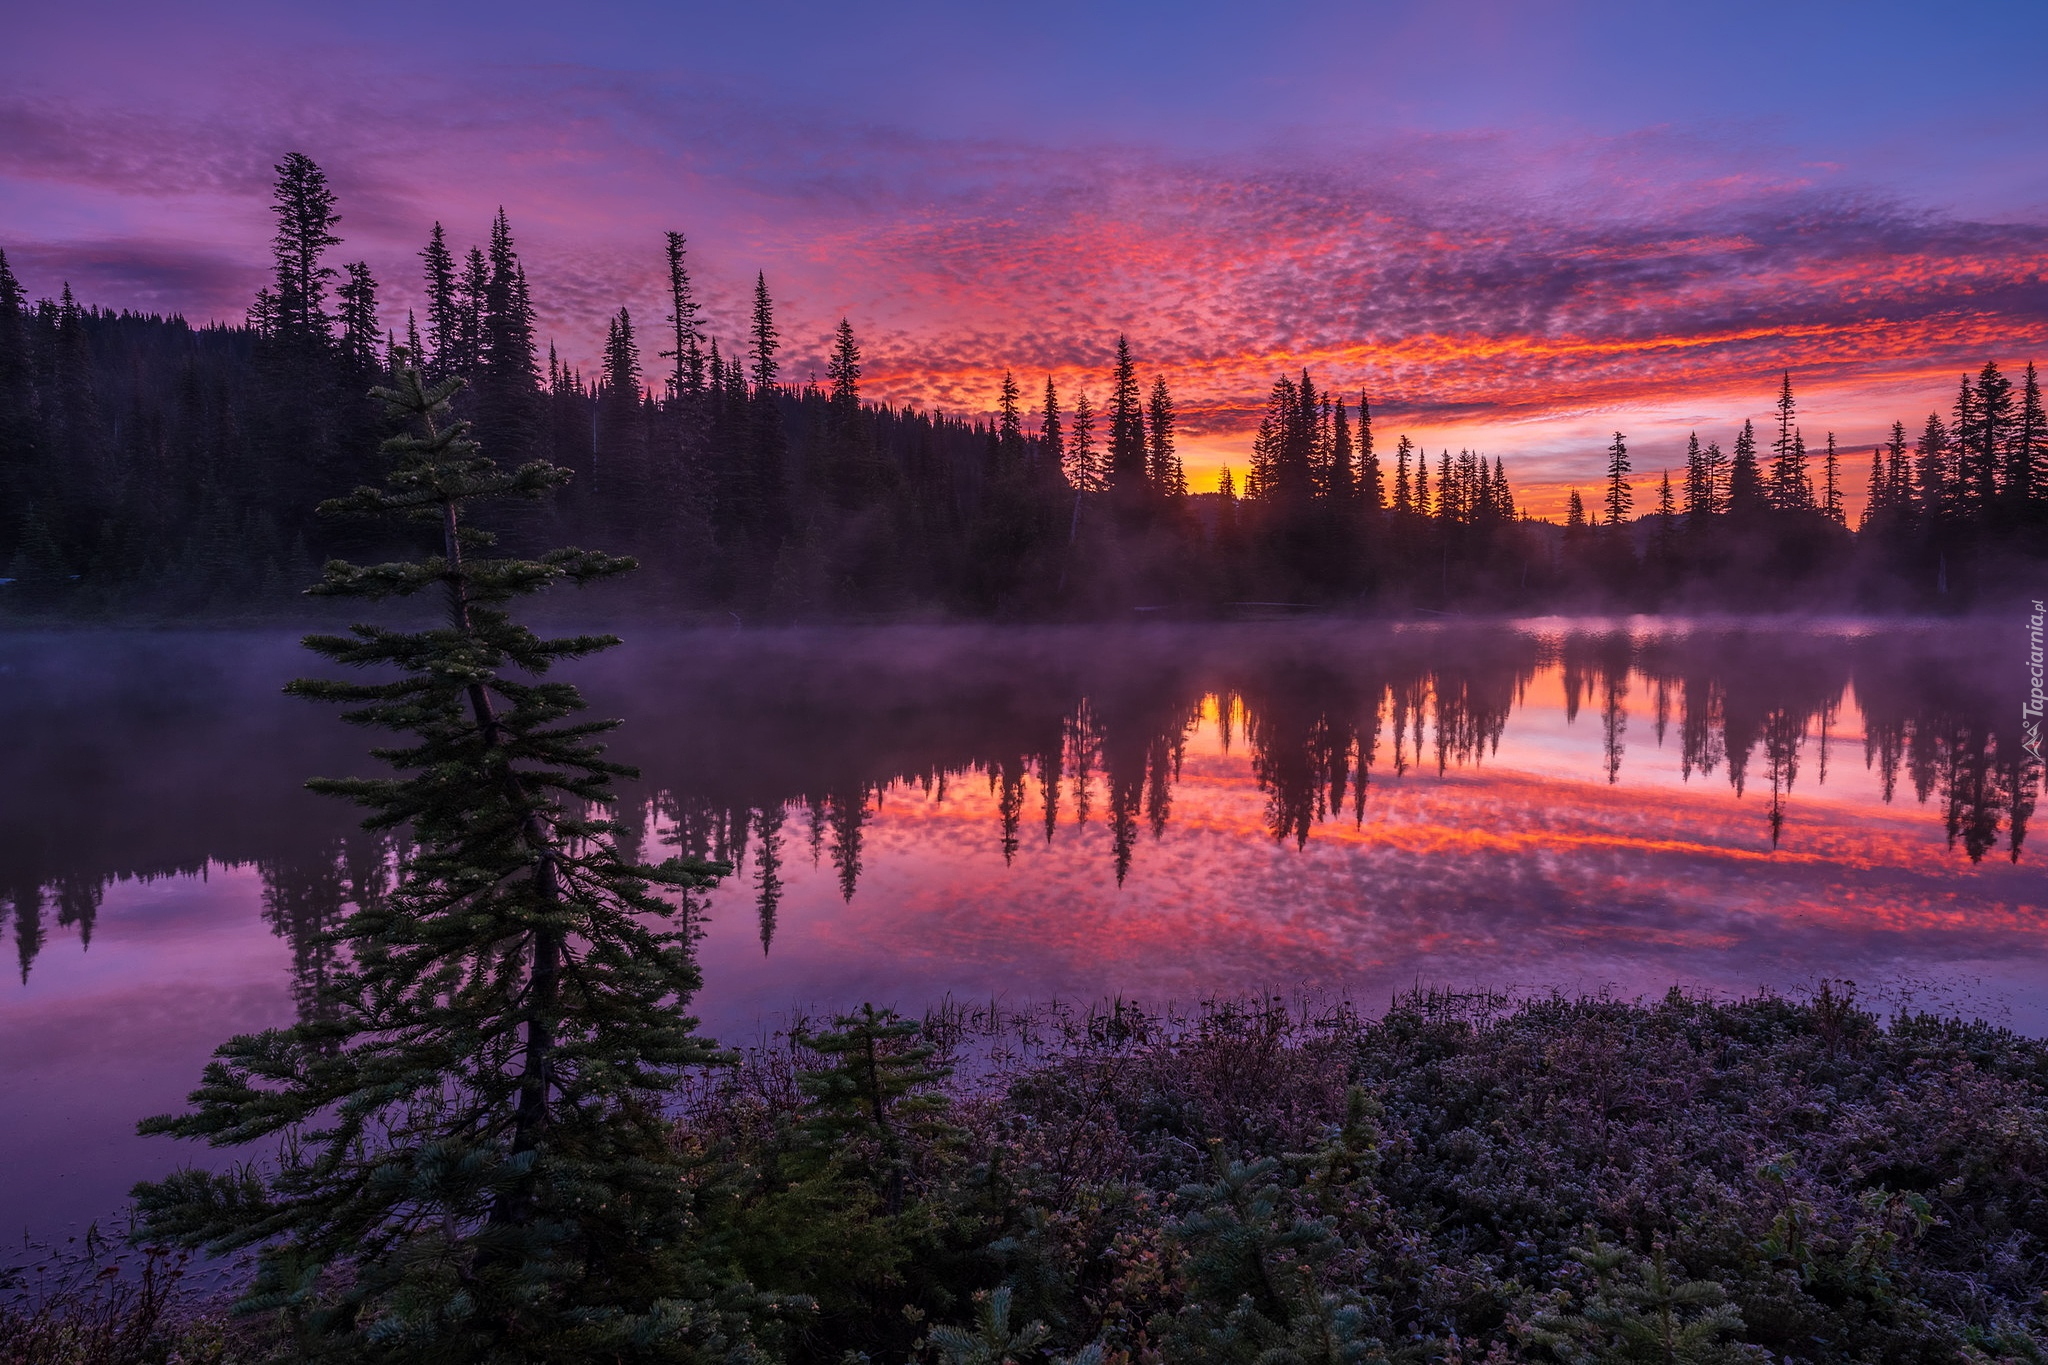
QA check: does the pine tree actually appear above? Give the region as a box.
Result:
[1654,469,1678,568]
[335,263,380,372]
[1966,360,2013,521]
[267,153,340,348]
[419,223,459,378]
[1886,421,1912,511]
[1728,420,1763,518]
[1392,436,1412,516]
[1356,394,1382,512]
[1821,432,1844,525]
[1682,432,1710,527]
[1039,377,1065,484]
[2008,362,2046,523]
[1147,375,1183,497]
[1067,391,1100,492]
[1862,449,1887,529]
[1916,412,1951,522]
[1769,371,1800,509]
[133,358,761,1357]
[750,272,779,392]
[476,210,540,462]
[453,247,489,380]
[1107,335,1147,497]
[0,248,35,533]
[1603,431,1632,528]
[660,231,705,400]
[1947,374,1981,521]
[1327,397,1354,505]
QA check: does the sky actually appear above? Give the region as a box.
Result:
[5,0,2047,509]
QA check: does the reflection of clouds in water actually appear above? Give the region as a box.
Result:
[1,622,2044,1242]
[690,735,2046,1046]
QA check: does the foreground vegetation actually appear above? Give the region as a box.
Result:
[12,987,2048,1364]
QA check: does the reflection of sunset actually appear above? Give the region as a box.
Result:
[683,647,2046,1046]
[2,624,2041,1238]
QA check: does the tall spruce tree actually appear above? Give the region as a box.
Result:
[1146,375,1182,497]
[420,223,459,378]
[660,231,706,400]
[335,262,380,373]
[2008,362,2046,524]
[1039,377,1066,484]
[1603,431,1632,528]
[1357,394,1382,513]
[1769,371,1801,510]
[133,358,768,1358]
[1107,335,1147,498]
[268,152,340,349]
[1727,421,1763,519]
[475,210,540,463]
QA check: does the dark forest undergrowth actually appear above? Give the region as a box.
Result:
[11,986,2048,1364]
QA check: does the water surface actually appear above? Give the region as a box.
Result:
[3,619,2043,1240]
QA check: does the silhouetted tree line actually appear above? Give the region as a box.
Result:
[6,154,2040,618]
[7,625,2033,990]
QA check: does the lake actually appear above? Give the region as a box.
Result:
[2,618,2043,1242]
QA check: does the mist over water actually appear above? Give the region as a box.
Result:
[2,619,2043,1240]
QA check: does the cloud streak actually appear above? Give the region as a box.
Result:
[3,54,2043,497]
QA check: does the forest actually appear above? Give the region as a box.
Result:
[2,153,2045,620]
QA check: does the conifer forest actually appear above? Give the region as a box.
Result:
[3,156,2043,622]
[8,5,2048,1362]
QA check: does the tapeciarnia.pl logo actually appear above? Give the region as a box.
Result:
[2028,599,2045,763]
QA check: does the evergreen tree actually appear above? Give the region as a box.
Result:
[1682,432,1710,527]
[1916,412,1951,522]
[1039,377,1065,484]
[476,210,540,463]
[1769,371,1801,510]
[1885,421,1912,511]
[2008,362,2046,523]
[1327,397,1354,505]
[453,247,489,380]
[1727,421,1763,518]
[660,231,706,400]
[1392,436,1412,517]
[1965,360,2013,521]
[1107,335,1147,498]
[1147,375,1183,497]
[1603,431,1632,528]
[0,248,33,534]
[1356,394,1381,513]
[1654,469,1678,569]
[133,358,762,1358]
[419,223,459,378]
[1067,391,1100,492]
[335,263,380,373]
[267,152,340,348]
[749,272,780,392]
[1821,432,1844,525]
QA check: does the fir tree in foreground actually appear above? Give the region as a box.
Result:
[132,358,783,1360]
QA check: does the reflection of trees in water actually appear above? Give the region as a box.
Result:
[10,875,102,983]
[257,833,395,1025]
[8,628,2040,980]
[622,631,2037,940]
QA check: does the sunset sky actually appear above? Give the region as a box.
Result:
[5,0,2046,510]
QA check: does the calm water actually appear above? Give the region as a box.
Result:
[3,619,2044,1239]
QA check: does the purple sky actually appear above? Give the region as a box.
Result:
[5,0,2046,506]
